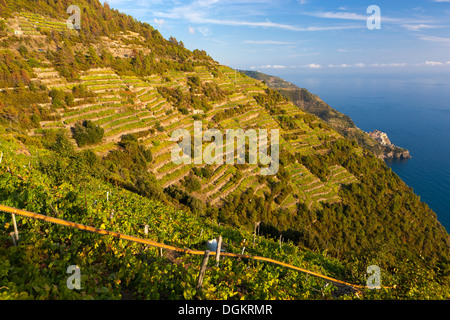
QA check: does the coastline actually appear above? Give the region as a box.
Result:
[240,70,412,162]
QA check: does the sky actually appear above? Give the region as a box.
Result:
[105,0,450,76]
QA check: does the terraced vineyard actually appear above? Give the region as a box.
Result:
[31,61,360,212]
[33,67,69,90]
[17,11,74,36]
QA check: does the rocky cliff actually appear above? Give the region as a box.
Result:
[368,130,411,160]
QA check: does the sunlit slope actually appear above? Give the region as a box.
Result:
[33,60,359,211]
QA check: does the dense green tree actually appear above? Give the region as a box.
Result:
[71,120,104,147]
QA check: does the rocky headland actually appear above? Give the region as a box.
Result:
[368,130,411,160]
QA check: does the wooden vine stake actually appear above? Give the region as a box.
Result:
[196,250,210,289]
[253,221,261,246]
[9,213,19,246]
[12,213,19,242]
[215,236,222,267]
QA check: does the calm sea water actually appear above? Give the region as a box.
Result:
[279,71,450,233]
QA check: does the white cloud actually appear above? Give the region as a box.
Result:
[419,35,450,43]
[244,40,294,45]
[424,61,443,66]
[328,62,366,68]
[208,38,228,45]
[307,11,368,21]
[305,10,429,25]
[303,25,361,31]
[337,48,365,53]
[255,63,322,69]
[197,26,210,36]
[412,7,426,12]
[256,65,287,69]
[328,63,349,68]
[153,18,165,29]
[402,24,441,31]
[288,52,321,58]
[327,62,408,68]
[370,63,407,67]
[186,17,354,32]
[187,25,210,36]
[153,2,361,32]
[388,63,407,67]
[307,63,322,69]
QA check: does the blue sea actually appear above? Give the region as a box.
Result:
[278,71,450,233]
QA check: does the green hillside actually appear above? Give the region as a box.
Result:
[0,0,449,300]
